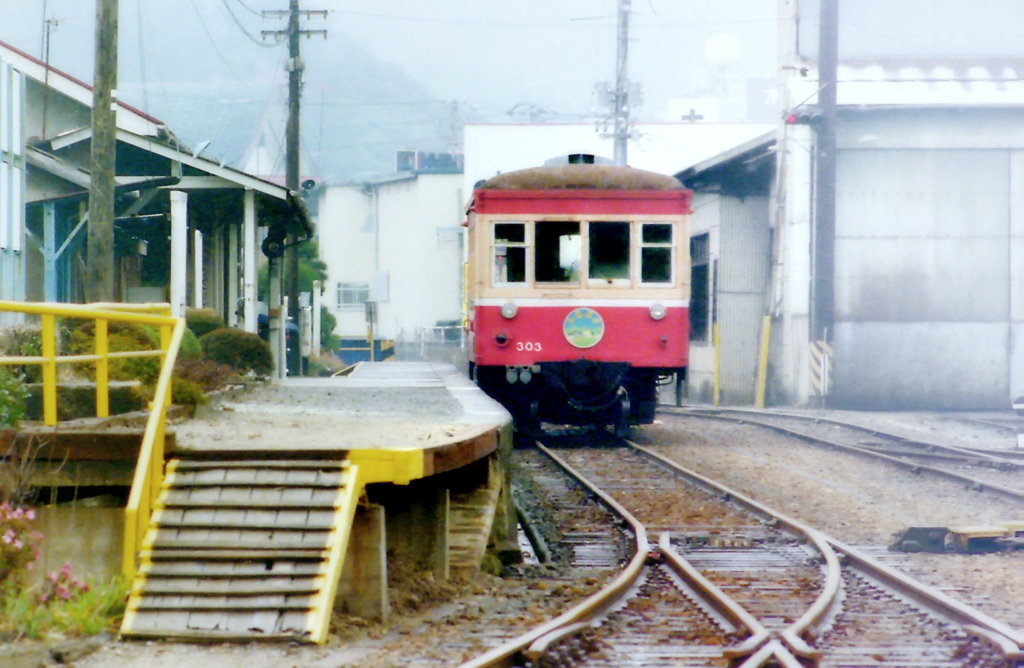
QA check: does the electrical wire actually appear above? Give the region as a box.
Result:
[220,0,280,47]
[231,0,262,16]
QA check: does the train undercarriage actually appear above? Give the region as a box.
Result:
[473,360,685,438]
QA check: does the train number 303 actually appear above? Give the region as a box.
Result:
[516,341,543,352]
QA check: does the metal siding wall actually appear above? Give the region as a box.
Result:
[1008,151,1024,402]
[0,60,25,323]
[718,196,770,404]
[833,148,1010,408]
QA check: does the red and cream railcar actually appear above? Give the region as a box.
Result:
[465,161,691,435]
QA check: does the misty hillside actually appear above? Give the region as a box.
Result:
[116,34,454,184]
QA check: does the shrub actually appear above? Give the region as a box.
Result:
[0,503,43,585]
[179,327,202,361]
[199,328,273,375]
[0,324,43,382]
[0,369,28,427]
[170,377,208,407]
[64,320,162,384]
[174,357,240,392]
[186,308,225,339]
[0,568,127,639]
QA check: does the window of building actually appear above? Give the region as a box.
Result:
[493,222,526,284]
[535,221,580,283]
[336,281,370,309]
[640,223,673,284]
[588,221,630,283]
[690,233,711,342]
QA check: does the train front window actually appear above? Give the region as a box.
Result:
[493,222,526,284]
[588,222,630,283]
[534,221,579,283]
[641,223,673,284]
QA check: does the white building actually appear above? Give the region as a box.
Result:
[317,152,464,359]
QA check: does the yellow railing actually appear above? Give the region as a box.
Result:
[0,300,184,580]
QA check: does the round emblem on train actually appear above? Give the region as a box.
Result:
[563,307,604,349]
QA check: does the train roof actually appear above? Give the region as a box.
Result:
[479,164,683,191]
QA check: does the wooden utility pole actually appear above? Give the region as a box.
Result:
[86,0,118,302]
[263,1,325,373]
[612,0,632,166]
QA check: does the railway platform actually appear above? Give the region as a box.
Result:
[119,362,514,643]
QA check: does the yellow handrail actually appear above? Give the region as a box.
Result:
[0,301,181,424]
[123,316,184,579]
[0,300,183,579]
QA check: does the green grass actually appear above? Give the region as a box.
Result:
[0,576,128,640]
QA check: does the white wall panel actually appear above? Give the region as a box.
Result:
[834,322,1008,409]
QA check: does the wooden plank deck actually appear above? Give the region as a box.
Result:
[121,455,356,642]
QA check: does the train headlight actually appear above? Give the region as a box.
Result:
[649,303,667,320]
[500,301,518,319]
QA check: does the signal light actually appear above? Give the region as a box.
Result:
[784,108,822,125]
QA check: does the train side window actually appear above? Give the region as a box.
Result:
[640,223,673,284]
[535,221,580,283]
[493,222,526,284]
[588,222,630,283]
[690,233,711,342]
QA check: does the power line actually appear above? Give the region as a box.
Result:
[220,0,280,47]
[188,0,249,79]
[231,0,262,16]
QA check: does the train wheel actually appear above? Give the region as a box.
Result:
[613,391,631,438]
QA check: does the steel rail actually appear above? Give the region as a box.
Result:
[522,440,780,665]
[827,536,1024,655]
[456,440,649,668]
[632,435,1024,662]
[667,409,1024,504]
[669,406,1022,470]
[654,533,782,665]
[458,439,774,667]
[629,442,842,660]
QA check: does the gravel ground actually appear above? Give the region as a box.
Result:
[634,414,1024,629]
[19,409,1024,665]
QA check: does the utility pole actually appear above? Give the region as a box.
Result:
[612,0,632,166]
[86,0,118,302]
[262,1,326,373]
[812,0,838,343]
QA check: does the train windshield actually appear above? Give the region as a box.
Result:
[535,222,580,283]
[641,223,673,283]
[589,222,630,282]
[493,222,526,284]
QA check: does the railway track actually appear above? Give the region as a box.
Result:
[460,431,1023,667]
[661,407,1024,504]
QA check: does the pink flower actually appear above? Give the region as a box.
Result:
[56,584,70,600]
[25,509,35,521]
[12,539,22,550]
[25,561,33,571]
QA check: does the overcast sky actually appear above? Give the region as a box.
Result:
[1,0,778,122]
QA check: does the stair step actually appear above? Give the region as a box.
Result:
[139,580,319,596]
[159,497,339,510]
[154,518,334,531]
[119,628,311,642]
[141,549,327,561]
[123,455,359,644]
[150,536,328,549]
[173,459,348,470]
[142,562,323,578]
[136,598,315,612]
